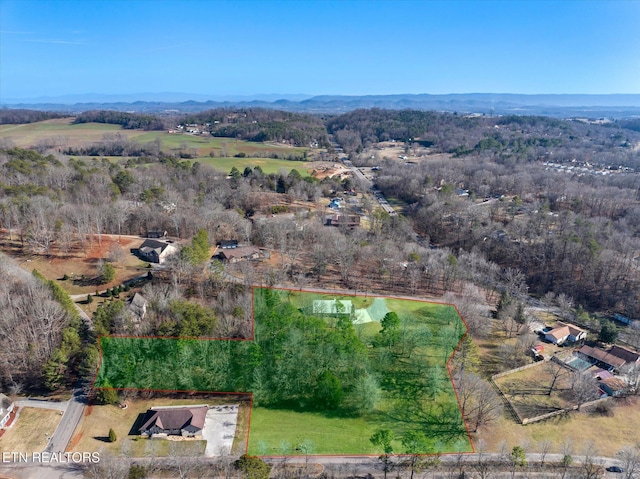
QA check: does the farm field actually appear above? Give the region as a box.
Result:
[95,288,472,455]
[0,407,63,454]
[68,395,250,457]
[0,118,144,148]
[133,132,309,158]
[0,120,318,175]
[195,156,311,175]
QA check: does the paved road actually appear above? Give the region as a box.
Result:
[0,451,625,479]
[0,464,83,479]
[44,387,86,455]
[340,156,397,217]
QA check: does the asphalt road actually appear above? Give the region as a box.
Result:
[43,387,86,455]
[0,451,626,479]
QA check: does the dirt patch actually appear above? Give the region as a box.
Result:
[67,431,83,450]
[0,231,150,295]
[84,405,93,416]
[310,162,351,180]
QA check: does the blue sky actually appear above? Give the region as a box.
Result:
[1,0,639,100]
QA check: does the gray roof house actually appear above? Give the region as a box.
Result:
[127,293,148,321]
[138,239,178,264]
[139,405,208,438]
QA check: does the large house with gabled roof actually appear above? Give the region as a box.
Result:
[139,405,208,438]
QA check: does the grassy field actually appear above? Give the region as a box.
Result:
[68,396,249,457]
[248,407,379,455]
[494,361,575,420]
[0,407,63,454]
[195,156,311,175]
[133,132,308,158]
[0,119,144,148]
[478,396,640,456]
[0,119,318,175]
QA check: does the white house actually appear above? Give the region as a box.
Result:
[544,323,587,345]
[0,394,14,428]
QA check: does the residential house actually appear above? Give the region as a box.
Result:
[0,394,14,428]
[608,345,640,367]
[219,246,261,264]
[147,230,168,239]
[139,405,208,438]
[138,239,178,264]
[219,240,238,249]
[312,299,353,316]
[326,214,360,228]
[577,345,626,372]
[544,323,587,345]
[127,293,148,321]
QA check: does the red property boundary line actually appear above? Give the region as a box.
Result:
[92,286,475,457]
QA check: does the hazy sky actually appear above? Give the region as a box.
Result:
[1,0,639,100]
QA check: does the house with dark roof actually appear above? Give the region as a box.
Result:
[0,394,14,428]
[544,323,587,345]
[138,239,178,264]
[219,240,238,249]
[139,405,208,438]
[147,230,168,239]
[219,246,261,263]
[577,345,627,372]
[326,214,360,228]
[608,345,640,366]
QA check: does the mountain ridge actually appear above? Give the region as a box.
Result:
[3,93,640,118]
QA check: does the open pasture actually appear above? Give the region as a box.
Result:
[0,118,145,148]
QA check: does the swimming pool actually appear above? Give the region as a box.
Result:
[564,355,593,371]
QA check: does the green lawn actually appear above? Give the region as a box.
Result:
[195,156,311,175]
[248,407,378,455]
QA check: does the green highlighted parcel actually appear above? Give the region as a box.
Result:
[95,288,471,455]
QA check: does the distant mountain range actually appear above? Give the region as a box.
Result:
[3,93,640,118]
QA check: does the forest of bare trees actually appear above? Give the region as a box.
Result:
[1,107,640,393]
